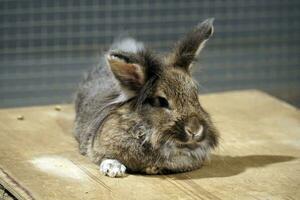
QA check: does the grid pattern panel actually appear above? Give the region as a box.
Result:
[0,0,300,107]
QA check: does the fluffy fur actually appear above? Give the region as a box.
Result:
[74,18,219,177]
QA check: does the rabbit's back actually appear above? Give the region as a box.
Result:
[74,38,144,155]
[74,57,120,154]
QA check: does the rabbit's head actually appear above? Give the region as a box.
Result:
[106,19,219,151]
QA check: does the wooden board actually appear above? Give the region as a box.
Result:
[0,90,299,200]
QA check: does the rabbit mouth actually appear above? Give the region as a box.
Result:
[172,127,207,143]
[175,136,206,145]
[170,128,218,150]
[161,120,218,150]
[169,131,207,149]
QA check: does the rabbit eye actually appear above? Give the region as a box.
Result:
[157,97,169,108]
[147,97,169,109]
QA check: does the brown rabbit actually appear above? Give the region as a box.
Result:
[74,18,219,177]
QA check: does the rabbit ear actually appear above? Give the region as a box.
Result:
[170,18,214,71]
[106,51,145,91]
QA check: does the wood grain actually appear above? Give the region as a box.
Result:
[0,90,299,200]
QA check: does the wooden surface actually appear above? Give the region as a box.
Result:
[0,90,299,200]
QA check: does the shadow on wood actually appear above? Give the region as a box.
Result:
[167,154,296,180]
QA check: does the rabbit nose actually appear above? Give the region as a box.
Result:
[184,124,204,138]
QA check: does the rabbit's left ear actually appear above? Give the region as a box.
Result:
[169,18,214,71]
[106,51,145,91]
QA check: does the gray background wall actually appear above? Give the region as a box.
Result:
[1,0,299,108]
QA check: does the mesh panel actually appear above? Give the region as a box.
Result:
[1,0,299,107]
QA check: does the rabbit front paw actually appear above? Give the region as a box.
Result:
[99,159,126,177]
[145,166,160,175]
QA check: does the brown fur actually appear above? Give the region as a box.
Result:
[74,18,219,175]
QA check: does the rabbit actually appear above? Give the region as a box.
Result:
[74,18,219,177]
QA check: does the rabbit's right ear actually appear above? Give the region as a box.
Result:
[106,51,145,91]
[169,18,214,72]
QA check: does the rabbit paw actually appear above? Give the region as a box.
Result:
[145,166,160,174]
[99,159,126,177]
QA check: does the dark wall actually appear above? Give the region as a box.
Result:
[1,0,299,107]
